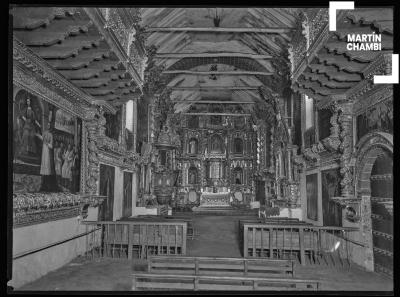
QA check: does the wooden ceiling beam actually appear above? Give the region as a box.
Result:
[181,112,251,116]
[155,53,272,59]
[163,70,274,76]
[169,86,260,90]
[171,100,255,104]
[146,27,294,33]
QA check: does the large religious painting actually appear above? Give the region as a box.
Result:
[306,173,318,221]
[99,164,115,221]
[321,168,342,227]
[123,171,133,218]
[13,89,82,194]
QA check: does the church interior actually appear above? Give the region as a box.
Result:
[9,7,394,292]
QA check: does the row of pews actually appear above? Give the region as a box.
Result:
[132,256,320,291]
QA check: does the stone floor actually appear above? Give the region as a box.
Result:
[17,215,393,292]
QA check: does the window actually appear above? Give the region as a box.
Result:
[305,95,314,129]
[318,108,333,140]
[125,100,134,150]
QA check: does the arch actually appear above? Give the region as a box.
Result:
[354,131,393,273]
[355,132,393,196]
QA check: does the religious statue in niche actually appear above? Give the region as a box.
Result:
[234,167,243,184]
[211,135,223,153]
[188,167,198,184]
[234,138,243,154]
[189,138,198,154]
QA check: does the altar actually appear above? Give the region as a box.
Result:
[200,192,231,207]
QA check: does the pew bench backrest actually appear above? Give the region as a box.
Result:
[132,273,319,291]
[148,256,295,277]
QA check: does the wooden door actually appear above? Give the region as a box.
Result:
[321,168,342,226]
[99,164,115,221]
[370,153,393,276]
[123,171,133,218]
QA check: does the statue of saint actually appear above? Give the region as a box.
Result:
[189,139,197,154]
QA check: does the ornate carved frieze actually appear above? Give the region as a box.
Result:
[13,192,106,228]
[84,8,144,89]
[13,38,116,115]
[291,9,330,82]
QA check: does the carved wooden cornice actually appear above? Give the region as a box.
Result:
[13,37,116,115]
[353,85,392,114]
[84,8,144,89]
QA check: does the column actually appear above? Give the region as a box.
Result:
[85,115,100,194]
[337,102,354,199]
[113,167,124,221]
[131,169,138,216]
[133,98,138,151]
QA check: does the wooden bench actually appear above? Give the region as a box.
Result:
[132,273,319,291]
[148,256,295,277]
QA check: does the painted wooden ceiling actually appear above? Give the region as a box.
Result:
[140,8,299,112]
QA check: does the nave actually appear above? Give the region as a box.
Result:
[9,6,393,292]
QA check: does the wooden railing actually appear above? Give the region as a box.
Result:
[241,223,361,266]
[81,220,187,259]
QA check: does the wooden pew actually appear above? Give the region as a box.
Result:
[132,273,319,291]
[148,256,295,277]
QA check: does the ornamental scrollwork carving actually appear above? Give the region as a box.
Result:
[86,118,100,194]
[337,102,354,198]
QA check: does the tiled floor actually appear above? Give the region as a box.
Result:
[16,215,393,292]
